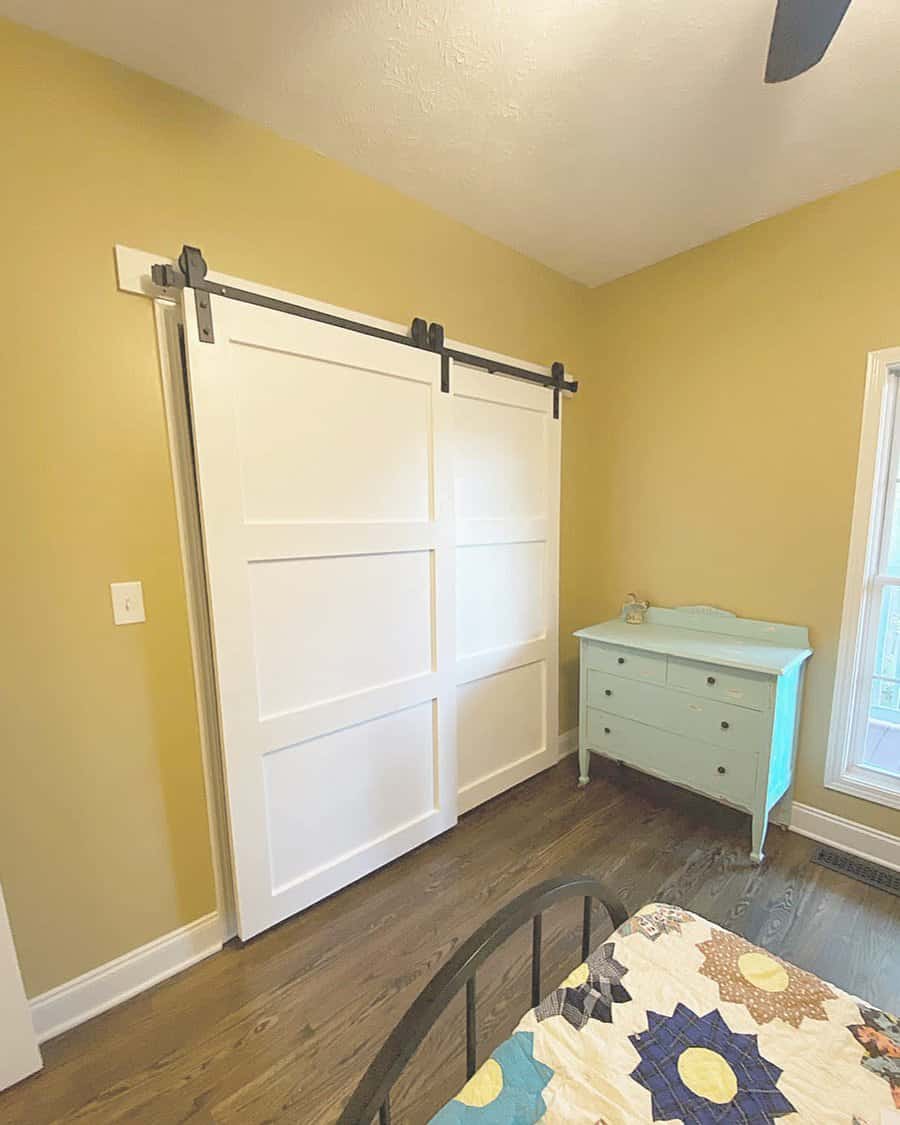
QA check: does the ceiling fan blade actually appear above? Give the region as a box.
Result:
[765,0,852,82]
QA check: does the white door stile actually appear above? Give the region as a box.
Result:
[181,292,457,939]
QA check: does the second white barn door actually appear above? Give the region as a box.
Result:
[180,279,561,940]
[453,364,560,812]
[181,293,457,940]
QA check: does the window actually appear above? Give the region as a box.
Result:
[827,348,900,808]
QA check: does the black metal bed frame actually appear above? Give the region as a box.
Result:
[337,875,628,1125]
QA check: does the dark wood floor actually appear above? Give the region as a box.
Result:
[3,757,899,1124]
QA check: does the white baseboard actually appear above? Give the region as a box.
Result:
[30,912,224,1043]
[789,803,900,873]
[558,727,578,760]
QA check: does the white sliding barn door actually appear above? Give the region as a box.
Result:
[181,294,457,939]
[452,364,560,813]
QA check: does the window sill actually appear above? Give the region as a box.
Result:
[825,764,900,811]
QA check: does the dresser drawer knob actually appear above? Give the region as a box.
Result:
[604,689,613,696]
[720,720,730,730]
[617,656,625,664]
[604,727,611,735]
[707,676,716,685]
[717,765,726,774]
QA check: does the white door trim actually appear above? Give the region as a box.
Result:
[0,885,41,1088]
[153,303,238,938]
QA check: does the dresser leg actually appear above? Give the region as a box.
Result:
[577,744,591,788]
[751,809,769,864]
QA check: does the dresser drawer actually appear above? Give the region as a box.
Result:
[585,708,758,809]
[667,657,773,712]
[583,640,666,685]
[586,669,770,753]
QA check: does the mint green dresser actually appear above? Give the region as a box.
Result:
[575,607,812,862]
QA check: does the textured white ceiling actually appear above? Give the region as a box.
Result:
[5,0,900,284]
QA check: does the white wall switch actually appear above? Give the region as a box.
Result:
[110,581,146,625]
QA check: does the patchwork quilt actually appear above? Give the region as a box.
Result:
[431,903,900,1124]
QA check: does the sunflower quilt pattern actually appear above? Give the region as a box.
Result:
[431,904,900,1124]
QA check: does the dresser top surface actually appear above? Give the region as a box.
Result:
[574,610,812,676]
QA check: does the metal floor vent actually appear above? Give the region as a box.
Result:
[811,845,900,897]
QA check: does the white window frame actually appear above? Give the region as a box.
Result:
[826,346,900,810]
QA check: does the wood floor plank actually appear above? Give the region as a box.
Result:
[2,757,897,1124]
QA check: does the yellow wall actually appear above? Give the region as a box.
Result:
[3,15,898,999]
[571,172,900,836]
[0,19,588,996]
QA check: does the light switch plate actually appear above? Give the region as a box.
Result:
[110,581,145,625]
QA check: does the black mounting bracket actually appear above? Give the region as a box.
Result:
[176,247,215,342]
[151,249,214,340]
[150,262,185,289]
[427,322,449,393]
[152,244,578,414]
[551,361,565,419]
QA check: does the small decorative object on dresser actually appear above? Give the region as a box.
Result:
[623,592,650,625]
[575,605,812,863]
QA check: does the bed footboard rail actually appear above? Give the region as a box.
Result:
[337,874,628,1125]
